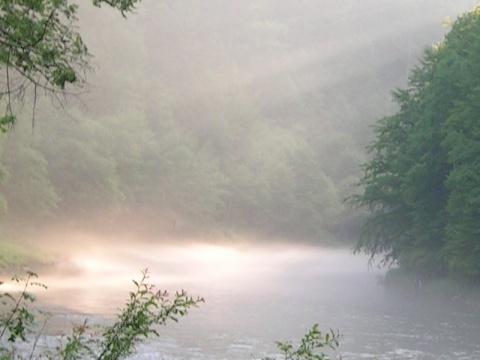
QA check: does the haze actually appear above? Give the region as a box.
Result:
[1,1,480,359]
[2,0,477,239]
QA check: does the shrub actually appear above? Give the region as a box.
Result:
[0,269,203,359]
[0,271,341,360]
[262,324,341,360]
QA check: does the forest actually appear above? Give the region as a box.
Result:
[350,7,480,282]
[0,1,478,280]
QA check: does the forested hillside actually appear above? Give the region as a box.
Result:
[0,1,475,241]
[351,7,480,282]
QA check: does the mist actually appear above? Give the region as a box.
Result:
[1,0,480,359]
[1,0,477,239]
[6,233,479,359]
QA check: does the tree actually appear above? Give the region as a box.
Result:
[0,139,8,212]
[349,6,480,281]
[0,0,142,131]
[1,141,60,223]
[440,9,480,280]
[36,109,127,217]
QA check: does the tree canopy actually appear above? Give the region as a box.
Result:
[0,1,472,243]
[350,7,480,282]
[0,0,141,131]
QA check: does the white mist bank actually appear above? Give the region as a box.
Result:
[4,231,479,359]
[17,230,379,314]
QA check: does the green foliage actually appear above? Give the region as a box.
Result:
[0,269,203,359]
[0,272,44,350]
[2,0,458,241]
[0,116,15,134]
[97,271,203,360]
[59,321,97,359]
[262,324,340,360]
[1,144,60,222]
[92,0,141,16]
[0,141,8,213]
[0,238,49,269]
[350,6,480,281]
[36,111,127,215]
[0,271,339,359]
[0,0,142,125]
[440,9,480,280]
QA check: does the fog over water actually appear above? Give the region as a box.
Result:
[8,233,477,359]
[2,1,480,359]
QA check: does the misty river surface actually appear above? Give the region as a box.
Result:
[19,236,480,359]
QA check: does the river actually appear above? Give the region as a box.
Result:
[5,234,480,359]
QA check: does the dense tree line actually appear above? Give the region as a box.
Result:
[0,1,474,242]
[350,7,480,282]
[0,98,348,239]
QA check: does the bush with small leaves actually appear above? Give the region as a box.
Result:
[1,270,341,360]
[262,324,341,360]
[0,271,47,359]
[0,269,203,360]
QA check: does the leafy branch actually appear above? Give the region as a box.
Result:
[96,269,204,360]
[0,269,204,360]
[1,270,340,360]
[0,0,143,131]
[262,324,341,360]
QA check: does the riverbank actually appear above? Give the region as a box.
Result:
[0,237,52,273]
[383,267,480,310]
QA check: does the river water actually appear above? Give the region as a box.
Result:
[6,235,480,359]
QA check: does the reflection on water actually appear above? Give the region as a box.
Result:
[5,233,480,359]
